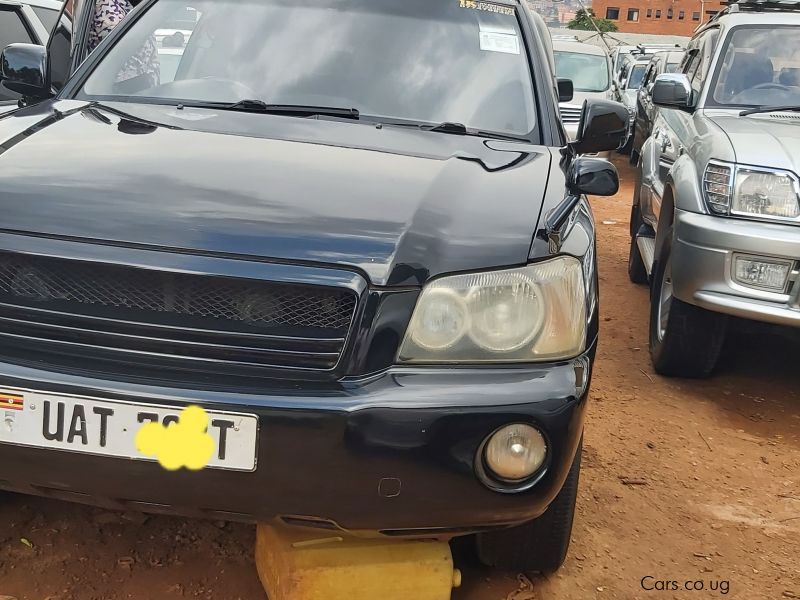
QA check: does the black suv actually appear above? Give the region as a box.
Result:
[0,0,626,574]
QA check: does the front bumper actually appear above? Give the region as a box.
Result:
[0,347,592,537]
[673,209,800,327]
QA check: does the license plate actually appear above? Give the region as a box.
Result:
[0,389,258,472]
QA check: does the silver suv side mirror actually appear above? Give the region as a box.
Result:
[651,73,693,112]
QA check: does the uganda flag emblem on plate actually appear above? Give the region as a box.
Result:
[0,392,23,411]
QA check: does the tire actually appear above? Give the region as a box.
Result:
[628,204,648,285]
[476,440,582,575]
[649,229,728,377]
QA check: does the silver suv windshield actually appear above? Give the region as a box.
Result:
[79,0,537,137]
[711,26,800,108]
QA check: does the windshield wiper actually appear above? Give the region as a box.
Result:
[374,118,527,142]
[740,105,800,117]
[222,99,360,119]
[427,121,469,134]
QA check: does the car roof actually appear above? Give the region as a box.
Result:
[623,53,653,64]
[655,50,686,63]
[552,40,608,56]
[0,0,63,9]
[701,7,800,30]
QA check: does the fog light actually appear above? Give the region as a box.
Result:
[733,256,792,291]
[484,424,547,482]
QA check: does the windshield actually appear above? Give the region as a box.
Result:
[79,0,537,137]
[626,64,647,89]
[554,51,609,92]
[711,26,800,108]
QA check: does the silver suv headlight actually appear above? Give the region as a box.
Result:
[703,161,800,221]
[397,257,587,364]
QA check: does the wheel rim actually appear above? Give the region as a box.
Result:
[657,255,673,342]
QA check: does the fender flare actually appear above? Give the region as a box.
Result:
[667,153,705,214]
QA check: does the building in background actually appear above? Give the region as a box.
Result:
[527,0,579,27]
[589,0,726,35]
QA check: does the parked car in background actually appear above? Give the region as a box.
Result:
[0,0,628,576]
[629,0,800,378]
[631,50,685,162]
[617,54,651,93]
[615,55,652,154]
[610,43,683,91]
[0,0,64,108]
[610,45,639,86]
[554,39,612,140]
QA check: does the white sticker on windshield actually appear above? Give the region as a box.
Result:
[479,30,520,55]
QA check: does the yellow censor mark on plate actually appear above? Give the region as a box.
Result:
[136,405,214,471]
[459,0,515,16]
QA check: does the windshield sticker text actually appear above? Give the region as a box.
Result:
[480,30,520,54]
[459,1,515,16]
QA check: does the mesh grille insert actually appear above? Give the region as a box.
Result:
[0,252,356,332]
[0,252,359,377]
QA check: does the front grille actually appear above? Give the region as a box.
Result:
[0,252,358,378]
[559,104,583,124]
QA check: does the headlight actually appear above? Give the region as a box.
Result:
[733,169,800,219]
[703,162,800,221]
[398,257,587,363]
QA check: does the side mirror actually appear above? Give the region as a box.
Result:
[0,43,50,99]
[567,157,620,197]
[570,99,629,155]
[651,73,693,111]
[557,78,573,103]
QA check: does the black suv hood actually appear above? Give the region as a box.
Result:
[0,101,552,286]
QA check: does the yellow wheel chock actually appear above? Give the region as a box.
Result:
[256,523,462,600]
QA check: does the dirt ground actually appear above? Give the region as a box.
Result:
[1,157,798,600]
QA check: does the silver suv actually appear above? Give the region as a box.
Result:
[629,0,800,378]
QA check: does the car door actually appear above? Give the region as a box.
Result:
[47,0,95,95]
[0,3,41,102]
[648,29,718,229]
[635,61,655,140]
[642,59,661,135]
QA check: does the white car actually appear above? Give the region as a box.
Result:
[553,40,612,141]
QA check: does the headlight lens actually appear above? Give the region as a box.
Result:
[408,288,469,351]
[398,257,586,363]
[733,169,800,219]
[704,162,800,220]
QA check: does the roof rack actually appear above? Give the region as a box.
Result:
[631,43,682,55]
[704,0,800,27]
[722,0,800,12]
